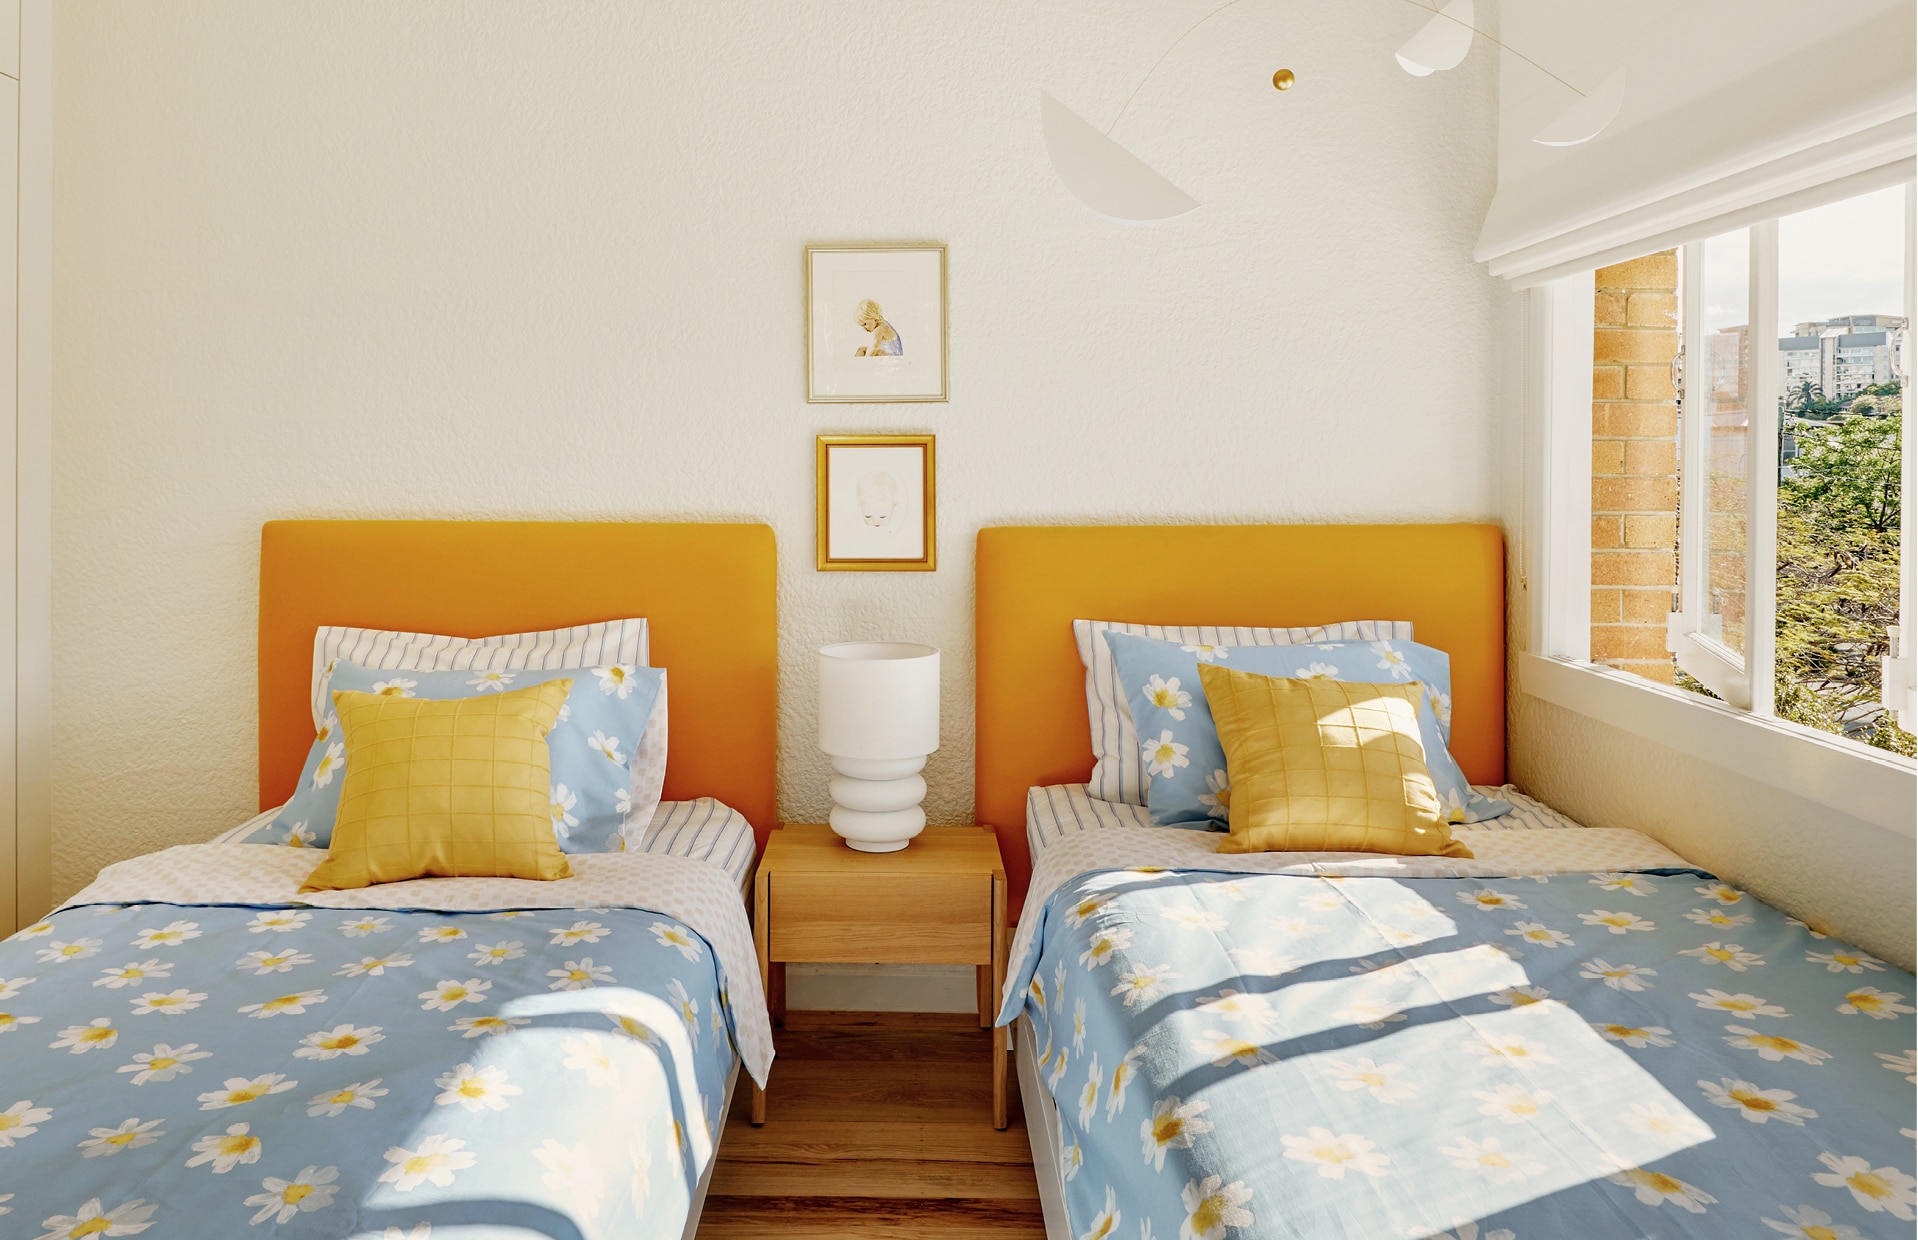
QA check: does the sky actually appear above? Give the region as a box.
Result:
[1698,183,1909,335]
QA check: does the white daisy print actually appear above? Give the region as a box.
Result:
[1724,1024,1830,1065]
[450,1014,530,1038]
[1365,641,1411,680]
[1811,1152,1916,1220]
[94,959,171,990]
[1181,1175,1255,1240]
[1622,1101,1711,1141]
[549,785,579,836]
[1196,769,1231,820]
[593,665,638,698]
[1079,927,1133,970]
[1181,643,1228,662]
[1690,989,1787,1018]
[117,1043,211,1084]
[130,988,206,1016]
[469,941,524,967]
[380,1134,476,1192]
[187,1122,263,1173]
[1077,1054,1102,1126]
[532,1139,606,1218]
[1324,1057,1417,1104]
[1576,959,1655,991]
[239,989,326,1019]
[548,958,614,991]
[0,1100,52,1147]
[435,1063,522,1113]
[244,1165,340,1226]
[1073,999,1087,1053]
[609,1012,661,1045]
[29,1198,157,1239]
[1458,888,1526,912]
[586,731,626,765]
[1473,1083,1554,1125]
[1112,964,1180,1009]
[1226,946,1299,977]
[419,979,489,1011]
[236,949,312,976]
[551,921,609,946]
[306,1079,386,1117]
[1693,882,1745,906]
[310,742,346,789]
[0,1012,38,1035]
[1591,873,1658,897]
[197,1073,296,1111]
[280,820,318,848]
[1461,1031,1557,1066]
[1837,987,1912,1019]
[417,926,468,945]
[1142,731,1190,779]
[1489,985,1551,1008]
[0,977,34,1002]
[38,938,103,964]
[651,922,702,961]
[1191,1029,1275,1069]
[246,911,311,935]
[1063,894,1110,929]
[78,1117,165,1159]
[1425,685,1452,727]
[1297,662,1340,680]
[1441,1136,1543,1184]
[1078,1186,1121,1240]
[1282,1128,1391,1180]
[1698,1077,1815,1125]
[336,953,413,978]
[1140,1096,1212,1170]
[668,979,700,1039]
[370,677,417,698]
[133,920,201,949]
[1105,1047,1143,1121]
[1807,948,1885,974]
[1590,1021,1674,1048]
[1581,910,1654,935]
[562,1033,620,1087]
[1333,998,1407,1031]
[1762,1204,1863,1240]
[339,916,391,938]
[1607,1167,1717,1213]
[51,1017,119,1053]
[467,670,516,693]
[1143,674,1192,721]
[294,1024,383,1060]
[1195,989,1276,1036]
[1505,922,1572,949]
[1679,942,1764,971]
[1684,907,1753,929]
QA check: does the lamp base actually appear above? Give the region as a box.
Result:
[825,756,929,852]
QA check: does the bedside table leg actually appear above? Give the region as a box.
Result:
[752,868,772,1126]
[990,872,1007,1130]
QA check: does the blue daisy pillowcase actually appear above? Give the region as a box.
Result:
[242,661,664,855]
[1102,631,1512,830]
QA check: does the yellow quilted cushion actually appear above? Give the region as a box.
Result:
[1199,663,1471,859]
[299,680,575,891]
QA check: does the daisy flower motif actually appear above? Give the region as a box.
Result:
[1440,1136,1544,1184]
[280,821,318,848]
[1505,922,1572,949]
[1697,1077,1815,1125]
[1226,947,1300,977]
[1105,1045,1144,1121]
[1296,662,1340,680]
[247,911,311,934]
[1191,1029,1275,1069]
[548,958,614,991]
[1490,985,1550,1009]
[1459,888,1526,912]
[1160,906,1228,933]
[1693,882,1745,905]
[651,922,702,961]
[450,1014,530,1038]
[311,742,347,789]
[306,1079,386,1117]
[370,677,417,698]
[1324,1057,1417,1104]
[1063,894,1111,929]
[1425,685,1452,727]
[1181,1175,1256,1240]
[1334,998,1408,1031]
[1141,731,1190,779]
[294,1024,383,1060]
[434,1062,522,1113]
[1622,1101,1711,1141]
[94,959,171,990]
[1590,1021,1674,1048]
[1266,915,1315,936]
[1474,1083,1553,1124]
[417,926,468,945]
[51,1016,119,1053]
[0,977,34,1003]
[187,1122,263,1173]
[117,1042,210,1084]
[336,953,413,978]
[1195,988,1275,1034]
[1076,1054,1102,1126]
[593,665,638,698]
[197,1073,296,1111]
[1690,989,1786,1018]
[1578,959,1656,991]
[586,730,626,766]
[240,989,326,1019]
[1047,1044,1071,1092]
[0,1012,39,1035]
[1461,1031,1557,1066]
[668,979,700,1039]
[551,921,609,946]
[1762,1204,1863,1240]
[609,1012,661,1045]
[1140,1096,1212,1170]
[469,941,524,967]
[549,785,579,836]
[244,1165,340,1226]
[1079,927,1133,970]
[1072,999,1087,1052]
[532,1139,607,1218]
[1607,1167,1718,1213]
[1808,948,1885,974]
[1684,907,1753,929]
[1724,1025,1829,1065]
[467,670,515,693]
[38,938,103,964]
[1679,942,1764,971]
[1142,674,1192,721]
[1810,1152,1916,1220]
[1196,769,1231,820]
[133,920,200,949]
[419,979,489,1011]
[380,1134,476,1192]
[1078,1186,1121,1240]
[1581,909,1654,935]
[237,949,313,975]
[1371,642,1412,680]
[562,1033,620,1087]
[1282,1128,1391,1180]
[29,1199,157,1237]
[1180,643,1228,663]
[1591,873,1658,897]
[78,1116,165,1159]
[1837,986,1917,1019]
[1112,964,1181,1009]
[339,915,391,938]
[0,1100,52,1146]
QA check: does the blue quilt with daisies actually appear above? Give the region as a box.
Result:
[1000,865,1916,1240]
[0,900,736,1240]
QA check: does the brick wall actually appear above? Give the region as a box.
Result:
[1591,251,1680,683]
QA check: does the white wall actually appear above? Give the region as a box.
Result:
[51,2,1504,899]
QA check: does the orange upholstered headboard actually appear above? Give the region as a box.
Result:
[259,521,778,850]
[975,524,1505,906]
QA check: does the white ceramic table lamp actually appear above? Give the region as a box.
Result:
[818,642,940,852]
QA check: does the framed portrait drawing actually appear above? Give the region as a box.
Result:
[816,434,936,571]
[806,244,947,403]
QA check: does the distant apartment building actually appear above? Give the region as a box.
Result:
[1705,313,1906,409]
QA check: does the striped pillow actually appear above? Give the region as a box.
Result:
[1073,618,1413,807]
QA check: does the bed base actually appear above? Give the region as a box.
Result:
[1014,1015,1072,1240]
[680,1061,740,1240]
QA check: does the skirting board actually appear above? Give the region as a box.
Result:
[1015,1014,1072,1240]
[680,1062,739,1240]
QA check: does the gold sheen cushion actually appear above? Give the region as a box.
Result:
[1198,663,1471,859]
[299,680,575,891]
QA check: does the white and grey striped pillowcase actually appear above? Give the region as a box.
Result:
[1073,618,1416,807]
[631,796,758,892]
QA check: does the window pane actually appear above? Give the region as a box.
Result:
[1775,184,1910,753]
[1700,228,1750,662]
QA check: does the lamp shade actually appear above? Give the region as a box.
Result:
[818,642,940,761]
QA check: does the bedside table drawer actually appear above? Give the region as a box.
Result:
[770,873,991,964]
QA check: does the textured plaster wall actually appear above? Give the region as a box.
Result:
[52,2,1504,900]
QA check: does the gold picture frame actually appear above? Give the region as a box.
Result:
[805,243,948,403]
[815,434,936,572]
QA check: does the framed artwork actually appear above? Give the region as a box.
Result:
[816,434,936,572]
[806,243,947,403]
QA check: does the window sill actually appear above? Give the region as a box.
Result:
[1516,653,1915,838]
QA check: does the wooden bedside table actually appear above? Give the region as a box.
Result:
[751,824,1008,1128]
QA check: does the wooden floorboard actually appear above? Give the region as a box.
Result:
[702,1017,1041,1238]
